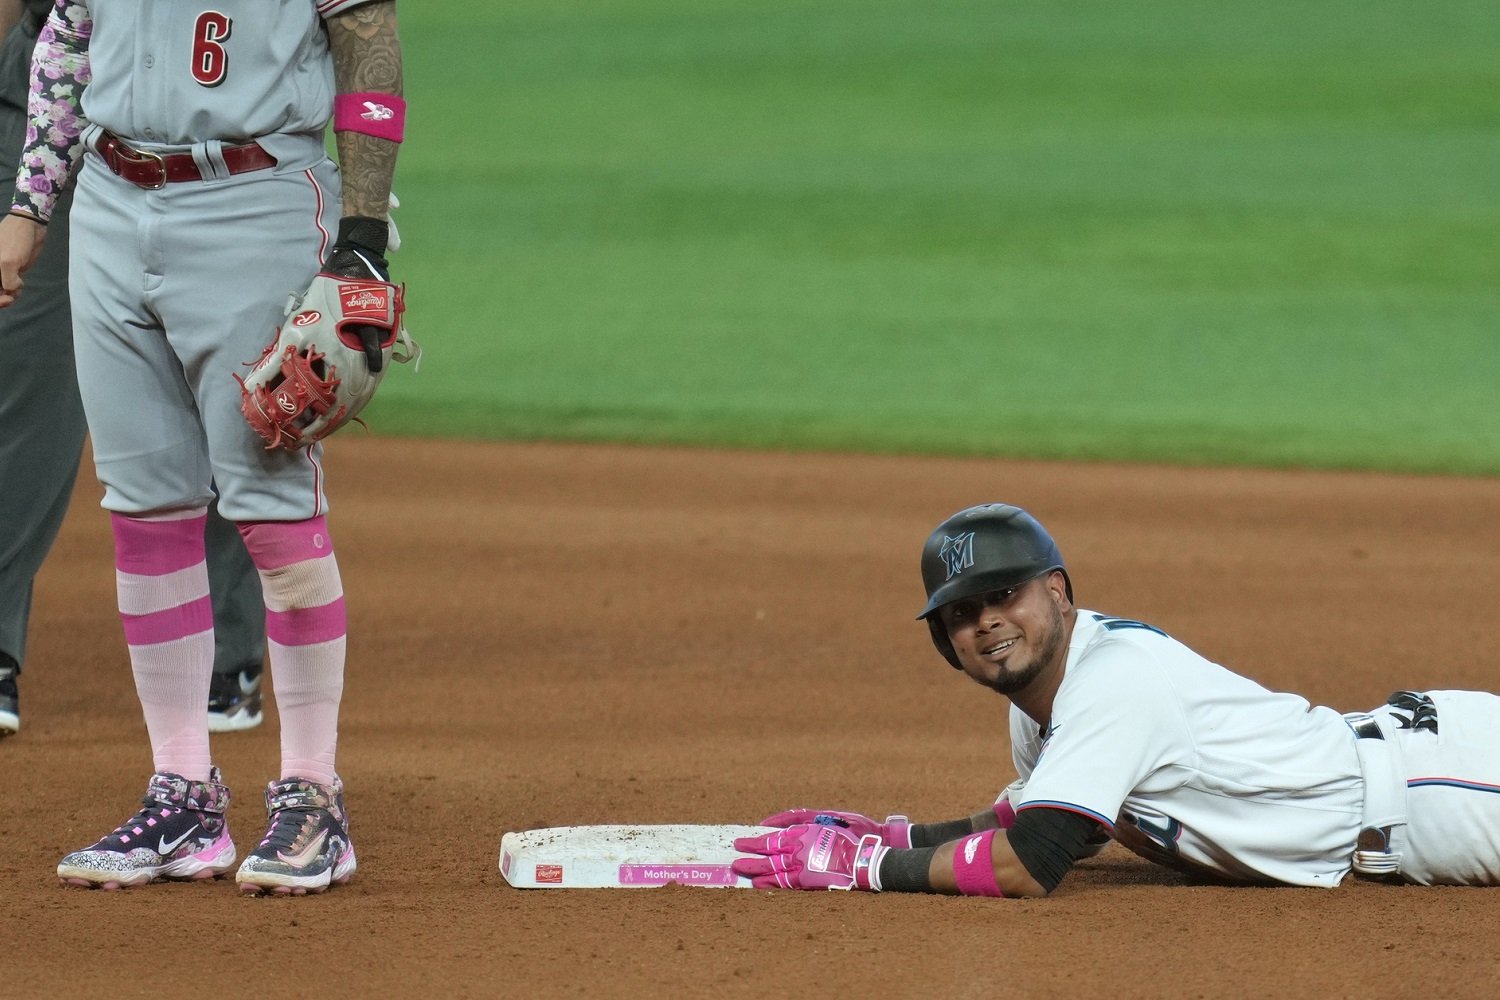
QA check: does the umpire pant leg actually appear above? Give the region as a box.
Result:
[0,173,80,671]
[205,493,267,677]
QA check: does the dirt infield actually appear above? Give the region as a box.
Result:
[7,438,1500,998]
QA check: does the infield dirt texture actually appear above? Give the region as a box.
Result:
[9,439,1500,997]
[9,0,1500,995]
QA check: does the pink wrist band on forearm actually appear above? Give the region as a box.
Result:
[952,829,1004,897]
[993,798,1016,829]
[333,92,406,142]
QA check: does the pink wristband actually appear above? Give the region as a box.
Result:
[993,798,1016,829]
[952,829,1004,897]
[333,92,406,142]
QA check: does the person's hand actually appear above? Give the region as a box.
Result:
[732,824,887,891]
[760,808,912,849]
[0,213,47,308]
[320,215,393,372]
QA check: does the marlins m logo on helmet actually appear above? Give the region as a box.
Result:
[939,532,976,580]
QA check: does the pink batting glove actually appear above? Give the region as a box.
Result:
[758,808,913,849]
[732,824,887,891]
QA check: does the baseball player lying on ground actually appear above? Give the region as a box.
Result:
[734,504,1500,896]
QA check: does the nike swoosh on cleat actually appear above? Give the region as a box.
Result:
[277,830,330,868]
[158,825,200,856]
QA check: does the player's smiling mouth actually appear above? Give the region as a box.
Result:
[982,637,1018,657]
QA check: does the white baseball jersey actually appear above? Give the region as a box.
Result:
[1006,611,1500,886]
[77,0,369,146]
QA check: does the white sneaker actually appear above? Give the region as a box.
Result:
[207,666,264,732]
[0,660,18,735]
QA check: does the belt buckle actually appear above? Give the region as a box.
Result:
[1344,712,1383,741]
[105,136,167,189]
[129,147,168,190]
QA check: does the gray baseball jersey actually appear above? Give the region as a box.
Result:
[80,0,366,147]
[20,0,376,521]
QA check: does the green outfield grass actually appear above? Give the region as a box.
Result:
[381,0,1498,474]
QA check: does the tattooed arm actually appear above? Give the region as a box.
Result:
[326,0,402,220]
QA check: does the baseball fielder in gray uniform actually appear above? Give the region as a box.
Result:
[0,0,407,896]
[0,0,267,738]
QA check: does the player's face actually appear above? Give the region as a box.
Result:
[939,572,1070,696]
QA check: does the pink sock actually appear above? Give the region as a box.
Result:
[239,517,346,787]
[112,510,214,782]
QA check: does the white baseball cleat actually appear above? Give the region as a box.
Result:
[207,666,264,732]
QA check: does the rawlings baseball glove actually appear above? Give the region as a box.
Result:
[237,216,421,450]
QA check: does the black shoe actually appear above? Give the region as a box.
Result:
[0,654,18,735]
[207,664,263,732]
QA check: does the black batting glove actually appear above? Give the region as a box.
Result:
[323,215,393,373]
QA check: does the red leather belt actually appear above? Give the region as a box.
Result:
[95,131,277,189]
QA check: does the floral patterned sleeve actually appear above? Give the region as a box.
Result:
[9,0,92,224]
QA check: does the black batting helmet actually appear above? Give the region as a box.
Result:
[917,504,1072,669]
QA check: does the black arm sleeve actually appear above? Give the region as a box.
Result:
[1006,807,1105,894]
[908,816,977,849]
[878,846,937,893]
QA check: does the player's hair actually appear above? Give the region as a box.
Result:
[916,504,1072,669]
